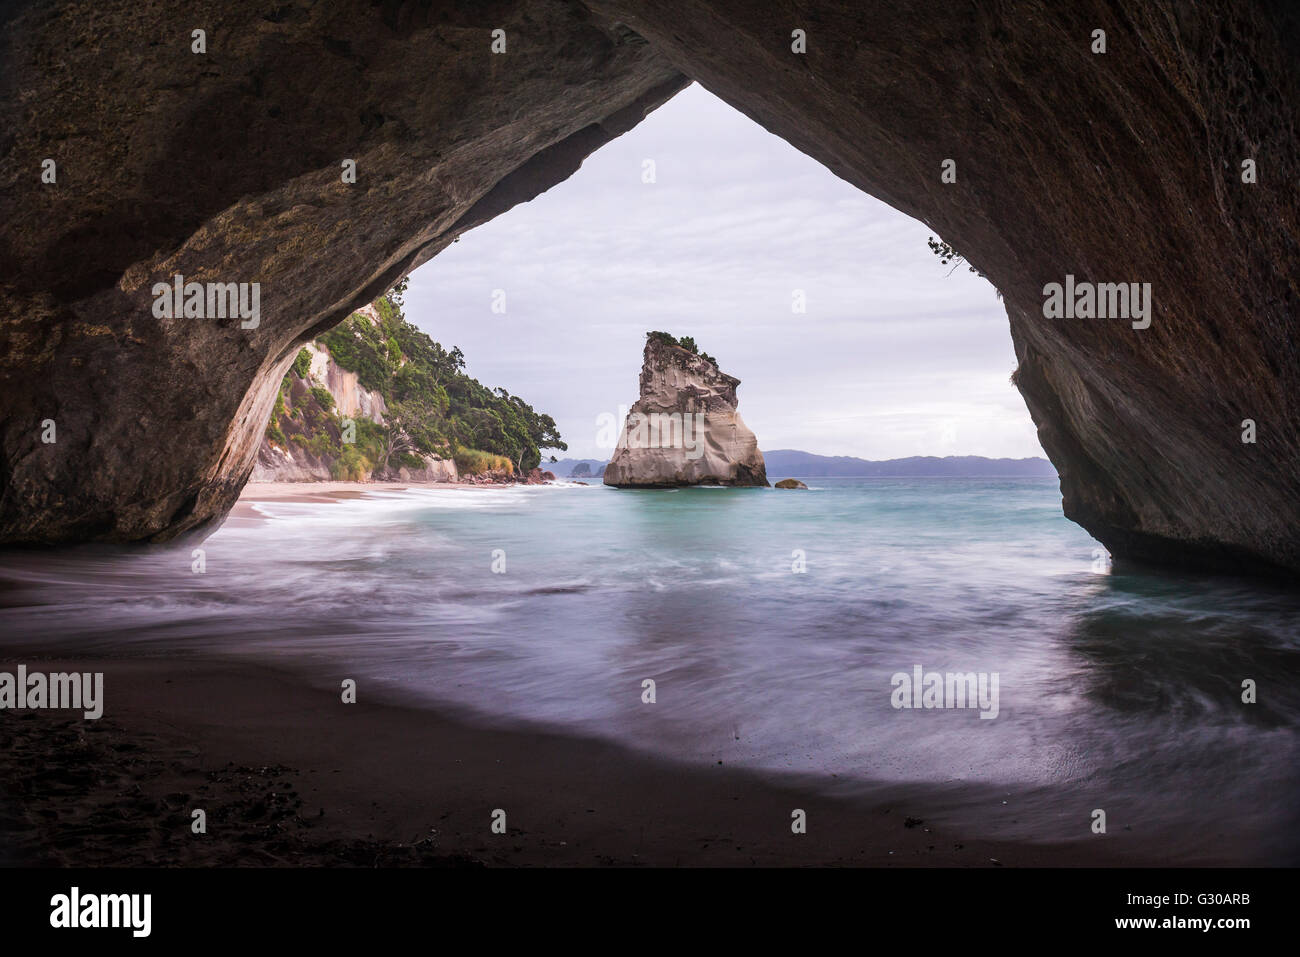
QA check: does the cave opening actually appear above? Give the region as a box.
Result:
[3,2,1299,877]
[389,83,1039,477]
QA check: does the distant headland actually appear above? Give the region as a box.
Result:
[553,451,1057,479]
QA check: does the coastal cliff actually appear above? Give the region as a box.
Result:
[605,333,767,488]
[251,292,559,484]
[251,349,458,484]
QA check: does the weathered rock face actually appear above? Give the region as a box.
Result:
[250,323,459,484]
[250,444,330,483]
[2,2,1298,575]
[308,341,388,425]
[587,0,1300,575]
[0,0,687,543]
[391,455,458,484]
[604,338,767,487]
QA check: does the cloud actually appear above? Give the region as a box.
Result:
[403,83,1042,461]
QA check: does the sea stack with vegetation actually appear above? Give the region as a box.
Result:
[255,286,564,483]
[604,332,767,488]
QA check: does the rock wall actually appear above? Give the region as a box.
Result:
[253,335,454,483]
[309,343,388,425]
[604,338,767,487]
[588,0,1300,574]
[249,443,332,483]
[0,0,687,542]
[392,455,458,484]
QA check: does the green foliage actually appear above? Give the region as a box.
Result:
[270,379,288,421]
[318,316,390,393]
[647,330,717,367]
[454,448,514,476]
[293,348,312,379]
[927,236,983,277]
[926,236,1001,298]
[353,417,386,450]
[264,288,564,474]
[326,293,563,469]
[320,417,387,470]
[390,387,449,455]
[310,386,335,411]
[304,431,337,459]
[332,445,372,481]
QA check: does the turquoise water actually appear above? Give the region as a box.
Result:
[2,477,1298,861]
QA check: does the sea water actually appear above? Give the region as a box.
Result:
[2,477,1297,861]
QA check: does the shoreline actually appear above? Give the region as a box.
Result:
[240,479,539,502]
[229,479,581,525]
[0,655,1200,867]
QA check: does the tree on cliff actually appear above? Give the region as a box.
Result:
[646,331,716,366]
[270,288,566,475]
[377,422,417,475]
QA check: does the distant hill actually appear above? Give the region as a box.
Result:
[762,450,1057,477]
[548,451,1056,479]
[549,458,608,478]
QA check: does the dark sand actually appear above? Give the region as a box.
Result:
[0,656,1188,867]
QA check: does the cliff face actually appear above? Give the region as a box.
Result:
[2,2,1299,574]
[249,336,457,484]
[586,0,1300,575]
[0,0,686,543]
[311,344,388,426]
[604,338,767,487]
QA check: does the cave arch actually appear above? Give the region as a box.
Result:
[1,1,1297,574]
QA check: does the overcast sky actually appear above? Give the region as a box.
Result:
[404,83,1044,462]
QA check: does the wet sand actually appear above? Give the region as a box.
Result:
[238,480,503,505]
[0,656,1180,867]
[240,481,500,500]
[227,481,508,526]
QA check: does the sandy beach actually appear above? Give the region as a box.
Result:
[225,480,517,527]
[0,655,1184,868]
[240,480,507,502]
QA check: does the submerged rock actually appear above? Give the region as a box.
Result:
[774,479,808,490]
[604,335,767,488]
